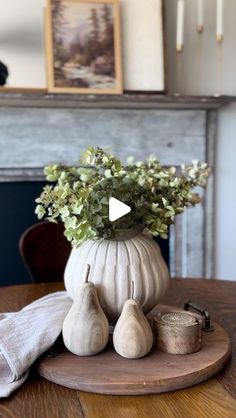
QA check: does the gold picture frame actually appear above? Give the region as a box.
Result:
[45,0,122,94]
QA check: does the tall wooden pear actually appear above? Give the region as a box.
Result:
[62,265,109,356]
[113,282,153,359]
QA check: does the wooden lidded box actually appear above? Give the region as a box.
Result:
[154,310,203,354]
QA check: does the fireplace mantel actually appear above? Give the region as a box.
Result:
[0,92,224,181]
[1,92,224,280]
[0,91,226,110]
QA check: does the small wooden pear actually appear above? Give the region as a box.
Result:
[62,265,109,356]
[113,283,153,359]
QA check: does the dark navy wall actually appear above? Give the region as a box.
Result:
[155,236,169,271]
[0,181,169,287]
[0,182,47,286]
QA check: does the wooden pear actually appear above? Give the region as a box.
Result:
[113,297,153,359]
[62,265,109,356]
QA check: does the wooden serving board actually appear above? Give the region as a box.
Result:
[37,305,231,395]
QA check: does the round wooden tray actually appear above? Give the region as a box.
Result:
[37,305,231,395]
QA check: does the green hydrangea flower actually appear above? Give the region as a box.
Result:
[35,147,211,247]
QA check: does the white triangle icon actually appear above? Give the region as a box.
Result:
[109,197,131,222]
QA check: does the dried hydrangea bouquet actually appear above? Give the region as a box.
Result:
[36,147,210,323]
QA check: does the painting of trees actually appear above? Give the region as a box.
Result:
[81,3,115,76]
[51,0,68,65]
[101,4,114,55]
[49,0,121,92]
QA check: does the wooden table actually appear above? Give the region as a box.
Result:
[1,278,236,418]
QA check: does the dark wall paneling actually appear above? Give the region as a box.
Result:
[0,182,46,286]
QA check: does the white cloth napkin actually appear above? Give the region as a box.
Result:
[0,291,72,398]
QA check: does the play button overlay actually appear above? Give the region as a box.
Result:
[109,197,131,222]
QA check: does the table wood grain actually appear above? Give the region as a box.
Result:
[0,278,236,418]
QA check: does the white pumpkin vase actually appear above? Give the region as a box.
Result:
[64,230,170,324]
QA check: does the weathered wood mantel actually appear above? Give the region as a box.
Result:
[0,91,227,110]
[0,92,227,279]
[0,92,225,181]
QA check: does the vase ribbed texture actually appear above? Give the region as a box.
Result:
[64,232,170,323]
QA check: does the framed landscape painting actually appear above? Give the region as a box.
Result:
[46,0,122,94]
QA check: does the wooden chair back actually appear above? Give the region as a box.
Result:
[19,221,71,283]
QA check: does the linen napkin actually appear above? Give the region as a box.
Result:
[0,291,72,398]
